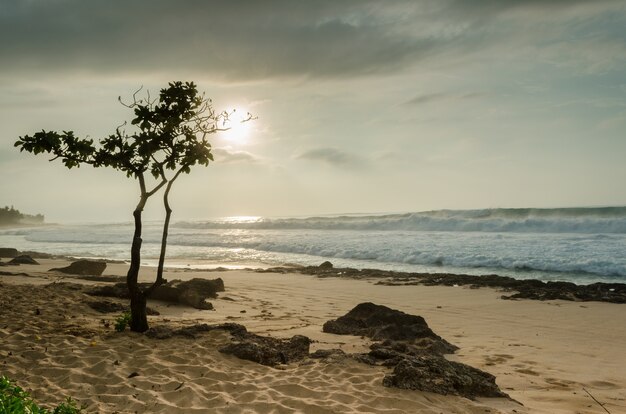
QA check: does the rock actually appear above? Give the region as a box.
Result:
[355,339,461,368]
[309,349,347,359]
[144,326,179,339]
[261,265,626,304]
[219,333,311,366]
[146,323,311,366]
[149,278,224,310]
[177,289,213,310]
[87,300,160,315]
[50,260,107,276]
[19,251,53,259]
[87,300,129,313]
[503,281,626,303]
[87,277,225,310]
[87,283,129,299]
[8,255,39,265]
[176,277,225,295]
[73,275,126,283]
[145,323,247,339]
[323,303,508,399]
[0,248,19,258]
[319,261,334,269]
[323,302,457,353]
[382,356,508,399]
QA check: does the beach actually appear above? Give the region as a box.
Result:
[3,1,626,412]
[1,258,625,413]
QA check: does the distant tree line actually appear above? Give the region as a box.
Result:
[0,206,44,226]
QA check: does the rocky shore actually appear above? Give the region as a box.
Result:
[258,262,626,303]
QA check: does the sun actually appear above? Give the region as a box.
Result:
[219,108,253,144]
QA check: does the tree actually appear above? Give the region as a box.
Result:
[15,81,248,332]
[0,206,44,226]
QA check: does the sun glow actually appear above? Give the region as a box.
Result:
[220,108,253,144]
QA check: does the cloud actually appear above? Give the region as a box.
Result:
[0,85,59,108]
[1,0,623,81]
[212,148,260,164]
[0,0,434,81]
[405,92,485,106]
[297,147,365,168]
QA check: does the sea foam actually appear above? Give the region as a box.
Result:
[174,207,626,234]
[3,207,626,284]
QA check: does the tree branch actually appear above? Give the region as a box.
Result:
[147,162,189,297]
[118,85,144,108]
[583,388,611,414]
[145,178,167,198]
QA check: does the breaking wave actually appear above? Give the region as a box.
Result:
[175,207,626,234]
[4,207,626,283]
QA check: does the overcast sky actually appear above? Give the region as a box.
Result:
[1,0,625,222]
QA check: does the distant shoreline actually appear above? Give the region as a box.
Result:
[0,222,51,228]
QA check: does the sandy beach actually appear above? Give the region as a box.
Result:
[1,258,625,413]
[3,2,626,413]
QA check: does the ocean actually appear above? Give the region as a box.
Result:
[2,207,626,285]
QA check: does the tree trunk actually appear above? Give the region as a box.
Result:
[151,168,184,295]
[127,197,148,332]
[126,173,168,332]
[129,288,148,332]
[156,181,174,283]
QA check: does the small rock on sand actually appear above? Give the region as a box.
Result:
[8,255,39,265]
[0,248,19,258]
[51,260,107,276]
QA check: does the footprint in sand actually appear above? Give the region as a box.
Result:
[588,380,619,390]
[515,368,540,376]
[545,377,577,389]
[484,354,514,366]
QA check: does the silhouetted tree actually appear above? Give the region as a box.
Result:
[0,205,45,226]
[15,81,247,332]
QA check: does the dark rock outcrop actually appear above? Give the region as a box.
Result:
[309,348,347,359]
[503,281,626,303]
[8,255,39,265]
[87,300,127,313]
[19,251,54,259]
[323,302,457,353]
[150,278,224,310]
[87,283,128,299]
[323,303,508,399]
[219,332,311,366]
[354,339,450,366]
[319,261,333,269]
[0,248,19,258]
[144,322,310,366]
[145,323,247,339]
[51,260,107,276]
[382,356,508,399]
[259,265,626,304]
[86,300,159,315]
[87,278,224,310]
[74,275,126,283]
